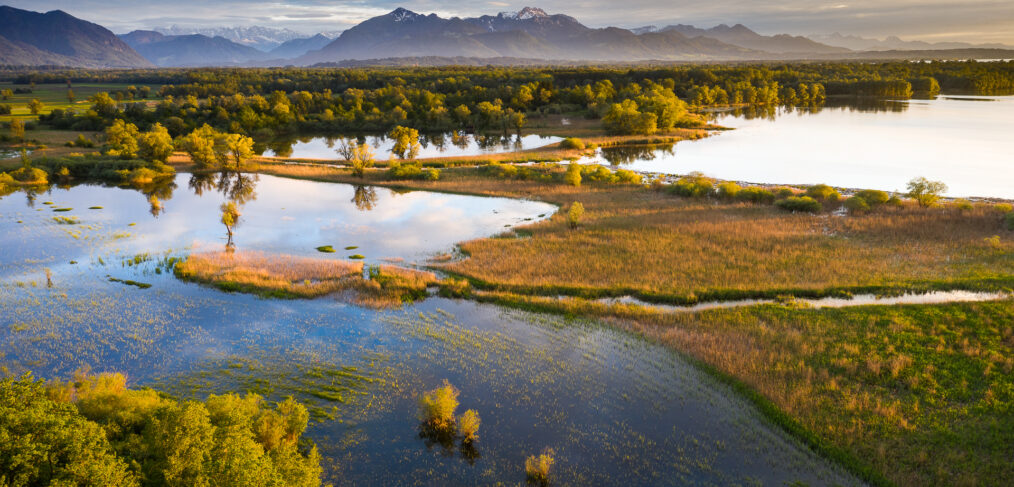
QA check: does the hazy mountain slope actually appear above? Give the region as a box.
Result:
[267,34,334,59]
[662,23,849,54]
[120,32,269,67]
[0,5,152,67]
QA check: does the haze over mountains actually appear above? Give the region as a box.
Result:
[1,5,1012,68]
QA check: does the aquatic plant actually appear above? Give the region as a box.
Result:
[316,245,336,253]
[419,379,459,431]
[457,409,481,443]
[525,448,555,484]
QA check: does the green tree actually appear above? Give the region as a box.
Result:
[0,88,12,100]
[138,123,174,163]
[105,119,140,159]
[28,98,44,115]
[180,124,220,168]
[348,142,375,178]
[67,89,76,103]
[419,380,459,431]
[221,202,241,246]
[388,125,420,159]
[457,409,480,443]
[568,201,585,229]
[9,118,25,140]
[90,92,118,116]
[564,163,582,187]
[0,374,138,487]
[218,133,254,170]
[602,99,657,135]
[907,177,948,207]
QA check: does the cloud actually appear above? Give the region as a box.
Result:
[6,0,1013,44]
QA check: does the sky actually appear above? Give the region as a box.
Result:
[7,0,1014,44]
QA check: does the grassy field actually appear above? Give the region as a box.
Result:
[0,82,162,123]
[251,162,1014,302]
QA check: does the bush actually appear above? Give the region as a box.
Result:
[805,184,840,202]
[1005,212,1014,231]
[736,186,776,204]
[419,380,459,430]
[583,164,614,182]
[907,177,947,207]
[716,181,741,199]
[670,172,714,197]
[614,169,642,184]
[994,203,1013,213]
[568,202,584,229]
[9,166,48,185]
[423,168,440,181]
[387,161,422,179]
[953,199,974,211]
[457,409,481,443]
[564,163,582,187]
[845,195,870,214]
[775,187,796,199]
[776,196,822,213]
[525,448,556,484]
[856,189,889,206]
[559,137,585,150]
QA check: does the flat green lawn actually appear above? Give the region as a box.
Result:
[0,82,163,123]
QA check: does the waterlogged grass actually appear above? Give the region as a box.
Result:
[316,245,336,253]
[174,251,437,307]
[106,276,152,289]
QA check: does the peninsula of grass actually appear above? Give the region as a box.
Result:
[174,251,439,307]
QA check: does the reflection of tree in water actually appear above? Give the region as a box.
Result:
[351,185,378,211]
[426,133,447,151]
[265,139,294,158]
[451,131,470,149]
[724,98,909,122]
[600,144,674,166]
[417,423,480,465]
[136,178,177,218]
[217,171,258,206]
[188,172,218,196]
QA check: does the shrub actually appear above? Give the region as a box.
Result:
[953,199,974,211]
[9,166,48,185]
[419,380,459,430]
[423,168,440,181]
[775,187,796,199]
[736,186,776,204]
[887,195,904,207]
[1005,212,1014,231]
[907,177,947,207]
[614,169,642,184]
[457,409,481,443]
[559,137,585,150]
[387,161,422,179]
[716,181,741,199]
[568,202,584,229]
[856,189,889,206]
[994,203,1013,213]
[525,448,555,484]
[805,184,840,202]
[845,195,870,214]
[583,164,614,182]
[670,172,714,197]
[775,196,822,213]
[564,163,582,187]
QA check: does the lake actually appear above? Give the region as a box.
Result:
[583,94,1014,199]
[0,175,859,486]
[263,132,561,160]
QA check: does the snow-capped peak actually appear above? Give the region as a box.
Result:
[499,7,549,20]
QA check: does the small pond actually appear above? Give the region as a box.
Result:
[263,132,561,160]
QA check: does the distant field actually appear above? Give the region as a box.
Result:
[0,82,163,123]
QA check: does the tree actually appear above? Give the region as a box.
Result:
[388,125,420,159]
[907,177,947,207]
[218,133,254,170]
[568,201,585,229]
[453,104,471,125]
[9,118,25,140]
[334,137,357,161]
[138,123,174,163]
[67,89,76,103]
[90,92,118,116]
[525,448,555,485]
[564,163,582,187]
[105,120,140,159]
[602,99,657,135]
[457,409,480,443]
[0,88,12,100]
[28,98,44,115]
[418,380,459,431]
[180,124,220,168]
[348,142,375,178]
[507,109,526,135]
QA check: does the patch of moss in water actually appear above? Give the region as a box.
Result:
[52,216,79,225]
[53,208,73,212]
[43,201,54,205]
[107,276,152,289]
[316,245,336,253]
[348,254,365,260]
[345,246,358,250]
[89,206,103,210]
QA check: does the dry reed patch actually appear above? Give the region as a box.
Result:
[175,251,438,307]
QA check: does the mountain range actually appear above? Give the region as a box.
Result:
[0,5,151,68]
[2,5,1012,69]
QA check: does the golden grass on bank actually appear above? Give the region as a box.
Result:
[174,251,438,308]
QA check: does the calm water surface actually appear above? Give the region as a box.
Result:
[0,175,860,486]
[585,95,1014,199]
[264,132,561,160]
